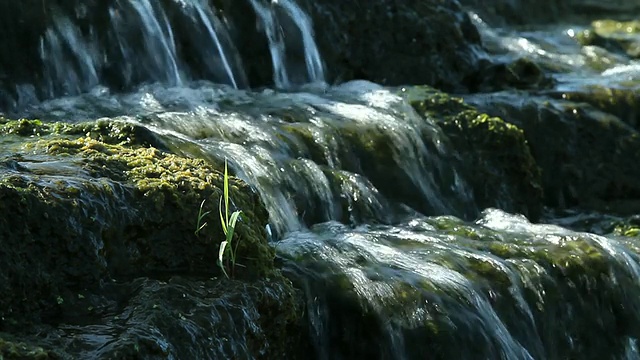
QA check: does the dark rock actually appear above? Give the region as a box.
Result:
[303,0,485,91]
[408,86,543,221]
[465,92,640,213]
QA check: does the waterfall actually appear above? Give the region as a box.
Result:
[249,0,325,88]
[276,0,325,83]
[110,0,183,86]
[39,13,99,97]
[189,0,244,89]
[36,0,255,100]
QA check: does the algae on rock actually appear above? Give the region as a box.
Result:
[0,118,305,359]
[407,86,543,221]
[465,93,640,214]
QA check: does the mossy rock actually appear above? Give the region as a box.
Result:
[280,212,640,359]
[557,84,640,130]
[0,336,49,360]
[465,92,640,213]
[407,86,543,220]
[577,19,640,59]
[259,99,476,219]
[0,117,168,148]
[0,120,274,328]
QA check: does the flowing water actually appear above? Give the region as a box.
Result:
[6,1,640,359]
[248,0,325,87]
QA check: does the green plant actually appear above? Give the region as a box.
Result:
[218,160,243,278]
[195,160,243,278]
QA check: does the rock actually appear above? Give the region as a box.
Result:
[302,0,486,91]
[459,0,640,25]
[0,118,305,358]
[279,210,640,359]
[577,19,640,59]
[408,86,543,221]
[465,92,640,214]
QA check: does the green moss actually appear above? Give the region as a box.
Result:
[1,118,165,147]
[0,118,46,136]
[33,137,274,278]
[560,85,640,129]
[0,121,276,329]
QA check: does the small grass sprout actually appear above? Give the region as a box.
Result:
[217,159,243,278]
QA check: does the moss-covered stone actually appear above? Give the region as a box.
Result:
[0,336,49,360]
[558,84,640,130]
[0,119,278,331]
[407,86,543,220]
[1,117,168,148]
[281,212,640,359]
[577,19,640,59]
[465,92,640,213]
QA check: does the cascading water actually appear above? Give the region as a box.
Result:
[4,0,640,359]
[248,0,325,87]
[34,0,251,104]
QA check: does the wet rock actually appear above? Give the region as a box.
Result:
[459,0,640,25]
[577,19,640,59]
[4,277,304,359]
[279,210,640,359]
[408,86,543,221]
[555,84,640,131]
[302,0,485,91]
[0,119,305,358]
[465,92,640,213]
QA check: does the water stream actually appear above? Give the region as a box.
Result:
[5,1,640,359]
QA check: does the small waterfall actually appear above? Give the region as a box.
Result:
[276,0,325,83]
[22,81,475,235]
[110,0,183,86]
[36,0,248,101]
[40,13,100,97]
[189,0,244,89]
[249,0,325,88]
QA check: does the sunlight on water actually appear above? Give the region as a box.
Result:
[278,209,640,358]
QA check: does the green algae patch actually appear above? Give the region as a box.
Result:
[559,84,640,130]
[407,86,543,220]
[34,136,274,279]
[0,117,167,148]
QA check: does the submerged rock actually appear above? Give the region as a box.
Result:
[0,118,304,358]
